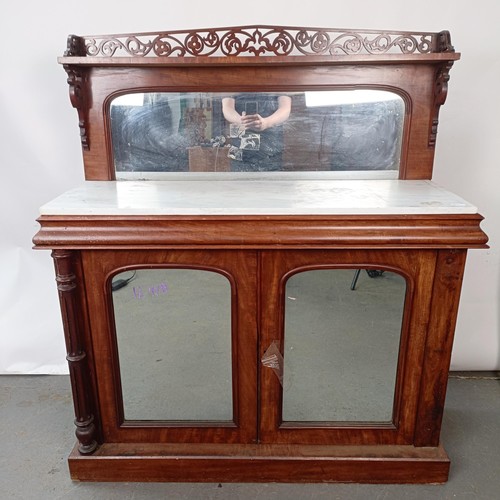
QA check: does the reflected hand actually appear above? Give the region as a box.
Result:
[241,113,268,132]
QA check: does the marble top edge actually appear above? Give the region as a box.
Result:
[39,180,478,216]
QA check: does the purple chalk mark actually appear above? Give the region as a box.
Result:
[134,283,168,300]
[148,283,169,297]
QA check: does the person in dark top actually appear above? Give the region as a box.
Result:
[222,93,291,171]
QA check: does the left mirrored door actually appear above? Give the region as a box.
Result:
[83,250,258,444]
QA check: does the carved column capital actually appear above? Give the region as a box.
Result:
[437,30,455,53]
[64,34,87,57]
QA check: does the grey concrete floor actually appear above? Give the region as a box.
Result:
[1,373,499,499]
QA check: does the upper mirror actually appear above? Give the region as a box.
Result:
[110,90,404,179]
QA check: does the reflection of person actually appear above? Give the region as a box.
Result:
[222,94,291,171]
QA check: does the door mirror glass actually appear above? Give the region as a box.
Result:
[111,268,233,422]
[283,268,406,422]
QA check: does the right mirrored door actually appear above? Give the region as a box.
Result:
[259,250,437,445]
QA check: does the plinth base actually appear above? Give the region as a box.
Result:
[68,442,450,483]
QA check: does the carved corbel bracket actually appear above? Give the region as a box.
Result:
[429,60,454,147]
[52,250,98,455]
[63,35,90,150]
[63,65,90,150]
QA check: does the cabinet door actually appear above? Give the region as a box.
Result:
[83,249,258,444]
[259,249,437,445]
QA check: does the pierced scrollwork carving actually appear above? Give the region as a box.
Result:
[63,65,89,150]
[79,26,446,58]
[429,61,454,147]
[295,31,434,56]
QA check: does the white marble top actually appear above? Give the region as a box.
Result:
[38,179,477,216]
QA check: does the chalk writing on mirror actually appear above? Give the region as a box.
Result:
[133,283,169,300]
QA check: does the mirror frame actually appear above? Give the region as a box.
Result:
[59,26,460,180]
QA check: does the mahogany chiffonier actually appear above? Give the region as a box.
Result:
[33,26,488,483]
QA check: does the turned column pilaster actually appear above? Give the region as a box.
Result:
[52,250,97,454]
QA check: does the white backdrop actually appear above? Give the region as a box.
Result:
[1,0,499,373]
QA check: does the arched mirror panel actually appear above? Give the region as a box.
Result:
[283,268,407,423]
[110,268,233,422]
[110,90,404,179]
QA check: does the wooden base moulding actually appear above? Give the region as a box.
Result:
[68,443,450,483]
